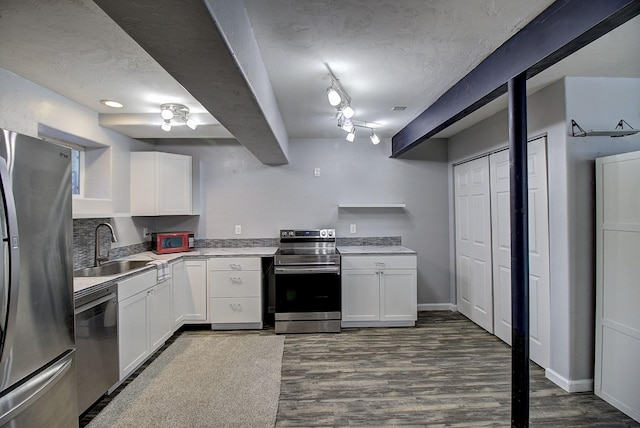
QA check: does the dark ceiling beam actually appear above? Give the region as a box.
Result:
[391,0,640,158]
[93,0,289,166]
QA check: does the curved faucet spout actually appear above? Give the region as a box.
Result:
[95,222,118,266]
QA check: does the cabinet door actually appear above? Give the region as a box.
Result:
[118,291,149,381]
[341,269,380,322]
[184,260,207,321]
[380,269,417,322]
[171,261,186,328]
[158,153,192,215]
[148,279,173,351]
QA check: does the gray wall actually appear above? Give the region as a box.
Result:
[156,135,451,305]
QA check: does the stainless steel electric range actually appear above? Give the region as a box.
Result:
[274,229,341,333]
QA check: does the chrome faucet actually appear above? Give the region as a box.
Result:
[95,222,118,267]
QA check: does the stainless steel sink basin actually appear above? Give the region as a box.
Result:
[73,260,150,278]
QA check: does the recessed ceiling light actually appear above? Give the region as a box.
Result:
[391,106,407,111]
[100,99,123,108]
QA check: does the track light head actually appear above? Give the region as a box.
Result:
[341,104,354,119]
[184,117,198,130]
[161,106,174,120]
[370,131,380,145]
[161,120,172,132]
[327,86,342,106]
[346,128,356,142]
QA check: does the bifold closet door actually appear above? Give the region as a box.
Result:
[454,157,493,333]
[489,136,550,369]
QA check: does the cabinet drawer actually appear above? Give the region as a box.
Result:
[118,270,157,302]
[341,255,417,270]
[209,271,261,297]
[208,257,261,271]
[210,298,261,323]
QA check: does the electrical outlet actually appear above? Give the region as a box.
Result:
[314,168,321,177]
[350,224,356,234]
[142,227,149,237]
[235,225,242,235]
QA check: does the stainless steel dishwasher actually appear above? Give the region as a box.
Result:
[74,284,119,415]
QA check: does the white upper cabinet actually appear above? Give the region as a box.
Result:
[130,151,193,216]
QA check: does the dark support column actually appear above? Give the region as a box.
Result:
[509,73,529,427]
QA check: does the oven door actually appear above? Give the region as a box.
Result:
[274,266,341,313]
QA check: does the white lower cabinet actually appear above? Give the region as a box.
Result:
[341,255,417,327]
[183,259,208,322]
[208,257,262,329]
[171,260,186,328]
[118,270,172,381]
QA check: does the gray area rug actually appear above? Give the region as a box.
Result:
[87,335,285,428]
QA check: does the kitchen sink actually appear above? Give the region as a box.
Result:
[73,260,151,278]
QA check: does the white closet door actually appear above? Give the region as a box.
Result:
[454,157,493,333]
[489,137,550,369]
[595,151,640,422]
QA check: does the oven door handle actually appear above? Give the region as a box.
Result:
[274,266,341,275]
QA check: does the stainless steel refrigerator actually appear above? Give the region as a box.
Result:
[0,129,77,427]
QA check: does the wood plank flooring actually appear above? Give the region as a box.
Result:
[81,311,639,427]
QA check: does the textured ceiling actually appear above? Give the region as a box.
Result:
[0,0,637,157]
[243,0,555,138]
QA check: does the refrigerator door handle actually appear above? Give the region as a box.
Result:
[0,352,73,426]
[0,157,20,364]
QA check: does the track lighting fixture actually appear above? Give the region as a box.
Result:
[325,64,381,145]
[159,103,198,131]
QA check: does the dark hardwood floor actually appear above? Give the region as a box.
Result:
[81,311,639,427]
[276,311,638,427]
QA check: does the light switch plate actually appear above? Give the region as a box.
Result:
[235,225,242,235]
[314,168,320,177]
[350,224,356,234]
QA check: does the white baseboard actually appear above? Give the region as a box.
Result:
[417,303,457,312]
[545,368,593,393]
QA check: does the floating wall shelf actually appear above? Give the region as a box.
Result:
[571,119,639,138]
[338,203,406,208]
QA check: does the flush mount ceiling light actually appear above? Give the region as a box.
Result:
[159,103,198,132]
[100,99,123,108]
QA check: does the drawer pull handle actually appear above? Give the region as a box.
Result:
[230,263,242,270]
[229,303,242,311]
[230,277,242,284]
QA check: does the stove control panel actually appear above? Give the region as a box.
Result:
[279,229,335,239]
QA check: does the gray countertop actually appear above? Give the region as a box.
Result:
[74,246,415,297]
[337,246,416,255]
[74,247,279,295]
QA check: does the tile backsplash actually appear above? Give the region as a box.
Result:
[73,219,403,270]
[73,218,151,269]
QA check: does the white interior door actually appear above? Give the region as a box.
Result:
[489,137,550,369]
[595,151,640,422]
[454,157,493,333]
